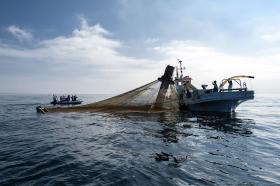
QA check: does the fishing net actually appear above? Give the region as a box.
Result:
[39,65,179,113]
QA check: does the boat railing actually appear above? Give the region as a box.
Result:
[219,88,247,92]
[187,88,248,100]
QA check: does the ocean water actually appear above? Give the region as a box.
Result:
[0,94,279,186]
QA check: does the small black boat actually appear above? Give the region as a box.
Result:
[51,94,83,105]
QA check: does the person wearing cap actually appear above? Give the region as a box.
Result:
[212,81,218,92]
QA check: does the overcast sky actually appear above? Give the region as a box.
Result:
[0,0,280,94]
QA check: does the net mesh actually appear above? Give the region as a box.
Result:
[41,65,179,113]
[45,80,179,113]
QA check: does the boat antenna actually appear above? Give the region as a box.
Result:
[177,59,184,78]
[175,67,179,79]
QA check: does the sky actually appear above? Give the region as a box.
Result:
[0,0,280,94]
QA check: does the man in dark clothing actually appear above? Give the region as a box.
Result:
[228,80,233,91]
[212,81,218,92]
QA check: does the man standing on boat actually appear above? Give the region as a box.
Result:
[228,80,233,91]
[212,81,218,92]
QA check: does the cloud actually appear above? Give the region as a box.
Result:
[1,18,155,70]
[144,37,159,44]
[262,31,280,42]
[0,18,162,93]
[6,25,33,41]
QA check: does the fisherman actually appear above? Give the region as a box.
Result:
[212,81,218,92]
[186,89,192,98]
[228,80,233,91]
[52,94,57,103]
[73,95,77,101]
[67,95,71,101]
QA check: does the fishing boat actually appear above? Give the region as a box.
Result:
[175,61,255,113]
[50,95,83,105]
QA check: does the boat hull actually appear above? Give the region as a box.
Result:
[50,100,83,105]
[184,99,243,113]
[181,90,254,113]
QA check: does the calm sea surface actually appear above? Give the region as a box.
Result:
[0,94,279,185]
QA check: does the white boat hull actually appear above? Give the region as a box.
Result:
[181,90,254,113]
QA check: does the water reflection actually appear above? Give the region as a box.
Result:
[192,113,255,136]
[110,111,255,144]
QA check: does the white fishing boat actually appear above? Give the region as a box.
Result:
[175,61,255,113]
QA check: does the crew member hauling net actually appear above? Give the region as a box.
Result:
[36,65,179,113]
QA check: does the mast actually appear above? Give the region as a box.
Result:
[178,59,184,78]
